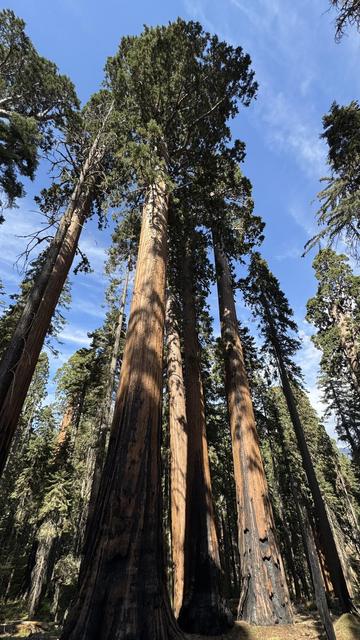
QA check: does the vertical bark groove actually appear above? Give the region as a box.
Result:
[213,239,292,626]
[178,243,231,635]
[166,293,188,618]
[61,178,184,640]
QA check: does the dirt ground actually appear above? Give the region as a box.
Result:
[0,612,359,640]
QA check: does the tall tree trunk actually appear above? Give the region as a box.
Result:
[61,178,184,640]
[331,304,360,391]
[81,262,130,548]
[263,297,354,613]
[0,105,113,476]
[166,293,188,619]
[28,531,57,618]
[298,503,336,640]
[0,193,91,476]
[213,239,292,626]
[178,244,231,636]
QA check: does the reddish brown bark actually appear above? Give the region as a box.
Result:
[178,245,231,635]
[0,197,90,475]
[166,293,188,618]
[213,240,292,626]
[61,179,184,640]
[0,107,112,476]
[83,262,130,541]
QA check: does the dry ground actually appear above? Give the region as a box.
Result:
[0,613,359,640]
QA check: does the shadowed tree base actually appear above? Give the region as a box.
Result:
[179,587,233,635]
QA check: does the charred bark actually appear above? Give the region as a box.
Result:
[61,179,184,640]
[213,239,292,626]
[166,293,188,618]
[178,244,231,636]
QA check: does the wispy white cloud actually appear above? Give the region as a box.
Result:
[58,327,91,346]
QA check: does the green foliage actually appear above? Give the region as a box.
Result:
[306,101,360,259]
[306,248,360,459]
[0,9,78,213]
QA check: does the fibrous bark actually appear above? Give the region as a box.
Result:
[61,178,184,640]
[178,244,231,636]
[166,293,188,618]
[0,196,90,475]
[0,108,112,476]
[214,239,292,626]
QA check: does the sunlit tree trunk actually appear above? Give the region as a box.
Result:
[213,239,292,625]
[166,293,188,618]
[0,195,91,476]
[81,262,130,548]
[61,178,184,640]
[0,107,112,476]
[178,243,231,635]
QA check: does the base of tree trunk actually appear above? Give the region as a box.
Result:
[178,595,233,636]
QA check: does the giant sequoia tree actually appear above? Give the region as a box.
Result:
[61,20,256,640]
[241,253,354,613]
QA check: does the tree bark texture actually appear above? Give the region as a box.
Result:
[0,195,91,476]
[178,244,231,636]
[263,297,354,613]
[0,105,113,476]
[83,263,130,545]
[213,240,292,626]
[61,179,184,640]
[166,293,188,618]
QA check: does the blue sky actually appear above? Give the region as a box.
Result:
[1,0,359,436]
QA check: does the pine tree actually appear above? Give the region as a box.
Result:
[0,92,124,476]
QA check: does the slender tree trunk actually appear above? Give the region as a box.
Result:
[166,293,188,619]
[61,178,184,640]
[82,262,130,545]
[28,531,56,618]
[213,239,292,625]
[263,297,354,613]
[0,194,91,476]
[178,243,231,636]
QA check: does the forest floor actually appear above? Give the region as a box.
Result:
[0,609,359,640]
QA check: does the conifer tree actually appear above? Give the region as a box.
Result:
[330,1,360,40]
[62,20,256,640]
[306,100,360,259]
[0,9,78,212]
[0,91,125,476]
[241,252,354,613]
[306,248,360,460]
